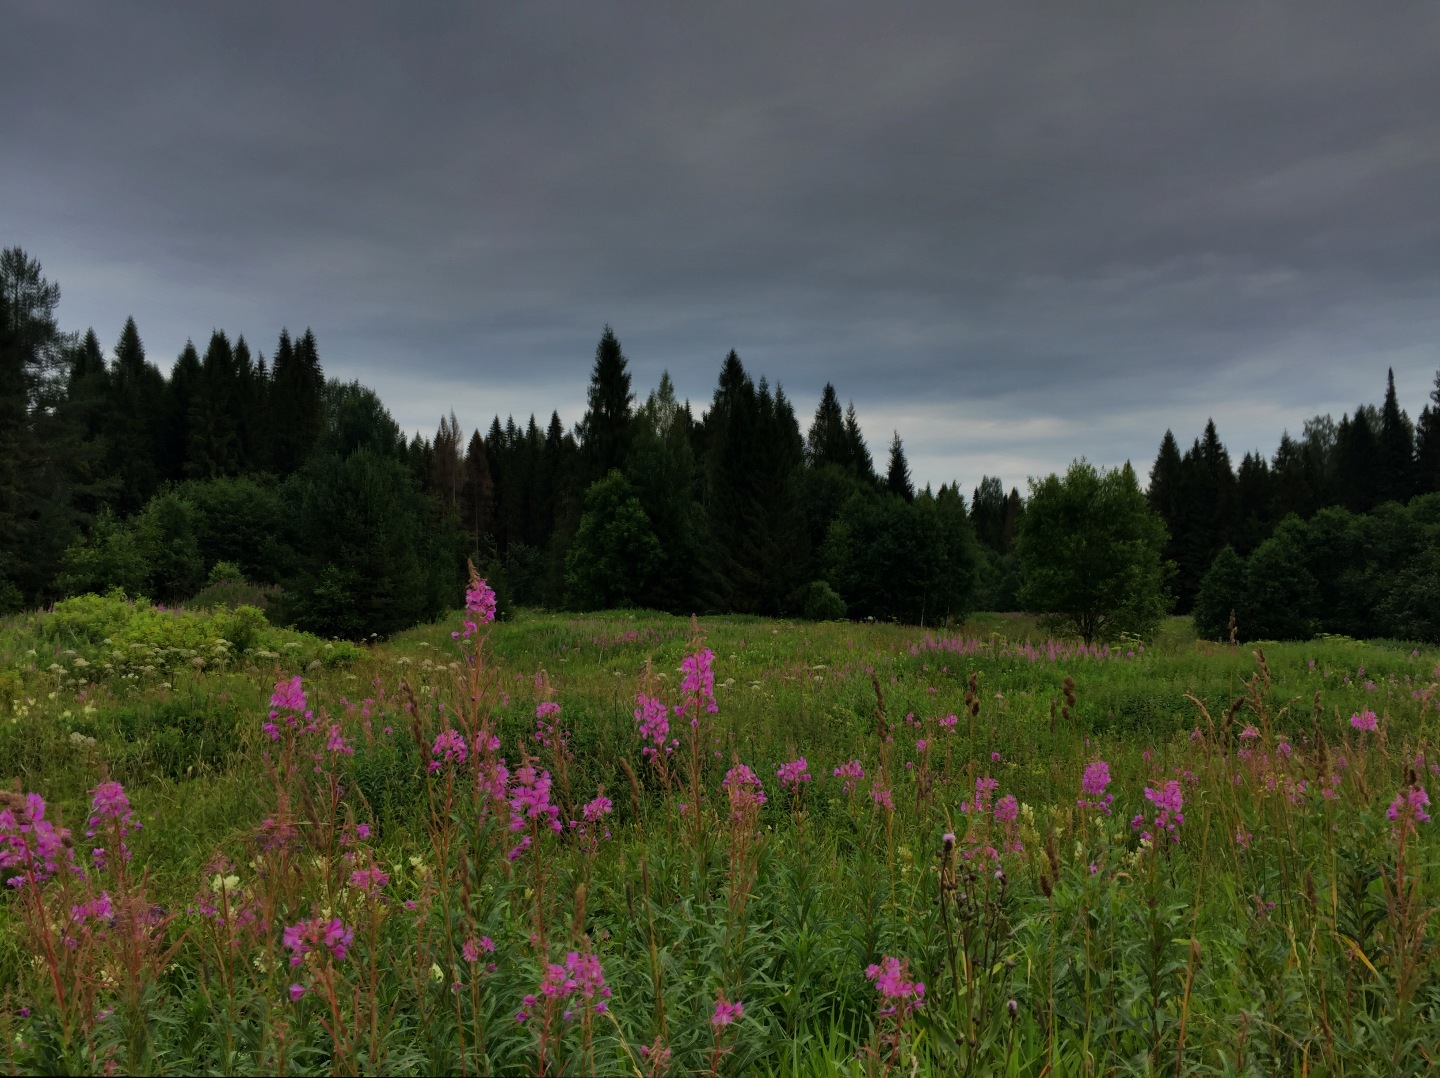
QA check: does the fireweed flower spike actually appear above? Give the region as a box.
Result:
[676,647,718,727]
[776,757,812,791]
[1132,779,1184,844]
[1,791,78,887]
[453,576,498,640]
[1078,760,1114,815]
[866,955,925,1018]
[1351,710,1379,732]
[1388,785,1432,826]
[711,997,744,1027]
[283,916,355,966]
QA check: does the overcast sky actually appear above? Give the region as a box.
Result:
[6,3,1440,494]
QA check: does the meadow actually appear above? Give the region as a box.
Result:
[2,582,1438,1075]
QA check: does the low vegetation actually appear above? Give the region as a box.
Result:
[2,581,1438,1075]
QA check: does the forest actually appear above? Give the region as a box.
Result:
[6,245,1440,642]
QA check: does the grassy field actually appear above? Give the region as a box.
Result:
[2,593,1438,1075]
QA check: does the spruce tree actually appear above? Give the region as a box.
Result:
[885,432,914,502]
[806,383,848,469]
[461,428,495,543]
[1415,371,1440,494]
[1377,368,1415,505]
[187,330,241,478]
[580,325,633,483]
[1234,451,1273,555]
[165,341,202,481]
[1333,407,1378,513]
[843,402,877,485]
[105,318,163,512]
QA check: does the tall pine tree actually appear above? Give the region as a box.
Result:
[580,326,633,483]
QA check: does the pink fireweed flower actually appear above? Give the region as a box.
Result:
[711,997,744,1027]
[283,916,355,966]
[2,792,78,887]
[1351,710,1378,732]
[1388,785,1432,826]
[723,764,767,822]
[262,722,280,741]
[454,578,498,640]
[865,955,925,1018]
[270,676,307,715]
[676,647,718,727]
[634,692,676,761]
[325,724,354,756]
[86,781,139,866]
[564,950,611,1012]
[1079,760,1114,814]
[938,713,958,729]
[964,776,1000,816]
[776,757,812,790]
[462,936,495,963]
[429,728,468,773]
[1132,780,1184,843]
[871,786,895,811]
[347,865,389,894]
[289,983,307,1002]
[1239,726,1260,741]
[508,761,563,835]
[834,759,865,796]
[993,794,1019,824]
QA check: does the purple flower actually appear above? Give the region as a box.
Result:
[1388,785,1432,826]
[994,794,1019,824]
[283,916,354,966]
[325,724,354,756]
[289,983,307,1002]
[676,647,718,726]
[508,761,562,835]
[1078,760,1114,815]
[723,764,767,821]
[776,757,812,790]
[634,692,675,760]
[1350,710,1378,732]
[1133,780,1184,843]
[2,792,79,888]
[429,728,468,773]
[833,759,865,795]
[347,865,389,894]
[865,955,925,1018]
[711,997,744,1027]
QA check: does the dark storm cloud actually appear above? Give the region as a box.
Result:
[5,2,1440,491]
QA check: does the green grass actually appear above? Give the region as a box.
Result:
[2,604,1438,1074]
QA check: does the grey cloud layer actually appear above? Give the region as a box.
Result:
[5,2,1439,491]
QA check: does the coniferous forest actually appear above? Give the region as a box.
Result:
[6,245,1440,643]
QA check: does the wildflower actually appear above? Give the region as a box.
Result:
[1350,710,1378,732]
[462,936,495,963]
[1132,780,1184,844]
[993,794,1019,824]
[634,692,676,760]
[1078,760,1114,815]
[289,984,306,1002]
[938,713,957,729]
[1,792,78,888]
[865,955,925,1018]
[508,761,562,836]
[776,757,812,790]
[1388,785,1432,826]
[347,865,389,894]
[325,724,354,756]
[282,916,354,966]
[723,764,767,822]
[871,786,894,811]
[964,775,1000,816]
[1239,726,1260,741]
[834,759,865,796]
[676,647,718,727]
[429,728,468,773]
[454,578,498,640]
[711,997,744,1027]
